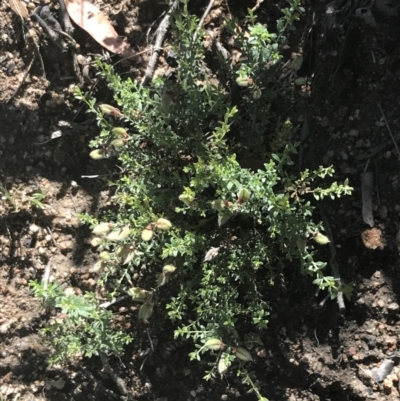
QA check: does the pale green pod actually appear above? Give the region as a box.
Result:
[139,303,153,320]
[161,93,173,114]
[141,229,153,242]
[162,264,176,273]
[92,222,111,235]
[218,355,229,375]
[90,149,106,160]
[155,218,172,231]
[107,225,130,241]
[211,199,225,212]
[313,232,330,245]
[204,338,224,351]
[235,347,253,362]
[90,237,102,247]
[112,127,127,136]
[99,251,110,261]
[237,188,251,203]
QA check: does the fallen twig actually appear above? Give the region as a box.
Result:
[46,227,58,247]
[42,258,52,290]
[196,0,216,38]
[319,208,345,311]
[57,0,74,35]
[251,0,265,12]
[99,351,128,396]
[99,295,130,309]
[141,0,180,86]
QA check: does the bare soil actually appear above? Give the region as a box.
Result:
[1,1,400,400]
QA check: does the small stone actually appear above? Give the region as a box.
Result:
[29,224,40,233]
[388,302,399,311]
[383,377,392,390]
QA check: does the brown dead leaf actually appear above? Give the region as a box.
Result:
[8,0,29,19]
[64,0,138,61]
[361,228,386,250]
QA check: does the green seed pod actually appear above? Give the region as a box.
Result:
[116,244,135,265]
[204,338,224,351]
[291,55,303,72]
[110,138,124,148]
[179,194,195,206]
[162,264,176,273]
[237,188,251,203]
[157,272,168,286]
[107,225,130,241]
[90,149,106,160]
[161,93,173,114]
[112,127,127,136]
[218,355,229,375]
[155,218,172,231]
[128,287,150,302]
[236,76,250,87]
[295,77,306,86]
[139,303,153,320]
[99,104,121,117]
[92,222,111,235]
[141,228,153,242]
[252,86,262,100]
[313,232,330,245]
[235,347,253,362]
[90,237,102,247]
[99,251,110,261]
[211,199,225,212]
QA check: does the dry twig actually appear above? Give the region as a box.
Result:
[196,0,216,38]
[141,0,180,86]
[99,351,128,396]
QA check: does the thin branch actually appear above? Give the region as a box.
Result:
[99,295,130,309]
[99,351,128,396]
[251,0,265,12]
[196,0,216,38]
[141,0,180,86]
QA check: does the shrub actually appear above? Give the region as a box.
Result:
[33,1,352,399]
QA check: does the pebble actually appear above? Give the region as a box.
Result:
[388,302,399,311]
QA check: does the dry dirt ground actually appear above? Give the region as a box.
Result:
[1,0,400,400]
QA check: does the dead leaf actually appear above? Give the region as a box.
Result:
[9,0,29,19]
[361,228,386,250]
[64,0,139,61]
[204,247,220,262]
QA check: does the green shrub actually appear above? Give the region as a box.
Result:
[33,1,352,399]
[30,281,131,365]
